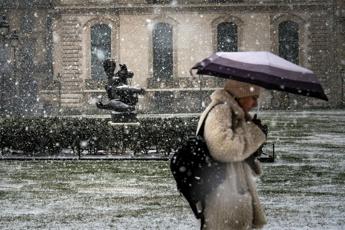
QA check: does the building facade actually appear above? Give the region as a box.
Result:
[1,0,344,115]
[0,0,53,115]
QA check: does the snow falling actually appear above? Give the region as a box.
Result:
[1,0,345,229]
[1,111,345,229]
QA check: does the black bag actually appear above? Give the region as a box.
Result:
[170,133,226,219]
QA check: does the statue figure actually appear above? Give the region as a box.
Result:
[96,59,145,122]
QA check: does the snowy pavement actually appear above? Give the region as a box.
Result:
[1,110,345,229]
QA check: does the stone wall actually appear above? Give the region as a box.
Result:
[2,0,343,115]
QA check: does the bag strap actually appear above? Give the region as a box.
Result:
[196,101,224,136]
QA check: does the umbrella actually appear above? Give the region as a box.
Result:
[191,51,328,101]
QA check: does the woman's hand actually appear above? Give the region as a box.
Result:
[252,114,268,136]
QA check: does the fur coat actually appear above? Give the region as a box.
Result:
[196,89,267,230]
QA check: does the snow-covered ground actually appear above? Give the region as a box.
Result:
[1,110,345,229]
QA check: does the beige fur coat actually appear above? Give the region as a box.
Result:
[196,89,267,230]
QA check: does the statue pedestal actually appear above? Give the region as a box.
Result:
[111,112,138,123]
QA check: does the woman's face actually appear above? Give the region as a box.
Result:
[238,95,259,113]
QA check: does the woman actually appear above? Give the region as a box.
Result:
[196,79,267,229]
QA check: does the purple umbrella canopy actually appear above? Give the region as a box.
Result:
[191,51,328,101]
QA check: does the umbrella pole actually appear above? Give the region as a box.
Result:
[199,75,203,110]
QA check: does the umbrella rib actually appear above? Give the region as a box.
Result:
[191,52,328,101]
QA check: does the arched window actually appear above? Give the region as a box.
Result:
[279,21,299,64]
[18,39,36,112]
[91,24,111,80]
[21,12,34,33]
[152,22,173,79]
[217,22,238,52]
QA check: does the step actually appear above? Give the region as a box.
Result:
[60,73,81,78]
[61,94,83,99]
[61,85,82,90]
[61,86,83,90]
[61,102,83,108]
[61,78,83,82]
[61,98,82,104]
[62,81,83,86]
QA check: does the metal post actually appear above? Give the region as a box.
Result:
[0,73,4,114]
[199,75,203,111]
[57,73,62,111]
[12,46,18,115]
[341,72,345,106]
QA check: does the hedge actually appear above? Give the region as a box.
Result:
[0,116,199,156]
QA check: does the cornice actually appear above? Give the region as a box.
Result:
[53,3,333,15]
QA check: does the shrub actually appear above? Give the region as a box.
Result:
[0,116,198,156]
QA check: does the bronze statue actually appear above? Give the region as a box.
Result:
[96,59,145,122]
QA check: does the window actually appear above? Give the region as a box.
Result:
[340,17,345,33]
[91,24,111,80]
[20,39,35,72]
[21,13,34,33]
[279,21,299,64]
[18,39,36,110]
[217,22,238,52]
[152,22,173,79]
[146,0,172,4]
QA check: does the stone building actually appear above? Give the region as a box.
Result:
[1,0,344,115]
[0,0,53,115]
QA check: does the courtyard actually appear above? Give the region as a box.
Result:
[1,111,345,229]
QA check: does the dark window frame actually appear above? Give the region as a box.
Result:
[146,0,172,4]
[217,21,238,52]
[152,22,173,79]
[21,12,34,34]
[91,24,111,80]
[278,20,299,64]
